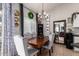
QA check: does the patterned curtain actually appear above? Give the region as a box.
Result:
[2,3,17,56]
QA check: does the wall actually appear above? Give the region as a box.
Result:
[49,3,79,33]
[12,4,21,35]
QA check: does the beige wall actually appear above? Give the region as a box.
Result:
[48,3,79,34]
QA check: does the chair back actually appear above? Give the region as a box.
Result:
[14,35,26,56]
[48,33,55,49]
[32,33,37,38]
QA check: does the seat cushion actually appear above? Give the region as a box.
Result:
[28,48,39,56]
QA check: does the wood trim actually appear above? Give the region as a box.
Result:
[36,13,38,37]
[53,20,66,33]
[20,4,24,37]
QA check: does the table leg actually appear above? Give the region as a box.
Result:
[39,48,42,54]
[37,48,42,56]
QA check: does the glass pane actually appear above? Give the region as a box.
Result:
[23,6,37,37]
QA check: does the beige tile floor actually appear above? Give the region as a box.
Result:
[39,44,79,56]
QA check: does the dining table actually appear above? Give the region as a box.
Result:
[28,37,49,54]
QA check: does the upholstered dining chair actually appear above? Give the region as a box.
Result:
[14,35,26,56]
[14,35,39,56]
[42,33,55,56]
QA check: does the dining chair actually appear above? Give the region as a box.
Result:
[14,35,26,56]
[42,33,55,56]
[14,35,39,56]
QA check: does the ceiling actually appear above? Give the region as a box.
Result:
[23,3,62,13]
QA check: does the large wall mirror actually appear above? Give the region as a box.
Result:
[53,20,66,44]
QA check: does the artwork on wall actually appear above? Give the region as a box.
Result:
[14,10,20,27]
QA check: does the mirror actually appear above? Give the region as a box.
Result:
[53,20,66,44]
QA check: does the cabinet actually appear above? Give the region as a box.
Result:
[37,24,44,38]
[65,33,73,49]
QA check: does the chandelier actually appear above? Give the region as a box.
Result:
[38,3,48,23]
[38,3,50,33]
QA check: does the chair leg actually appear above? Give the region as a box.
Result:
[51,47,53,52]
[39,48,42,54]
[49,50,51,56]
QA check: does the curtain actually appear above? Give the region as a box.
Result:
[2,3,17,56]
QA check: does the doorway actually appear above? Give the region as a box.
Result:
[53,20,66,44]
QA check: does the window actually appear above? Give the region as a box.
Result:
[23,6,36,35]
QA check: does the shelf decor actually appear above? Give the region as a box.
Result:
[14,10,20,27]
[14,10,20,16]
[28,12,34,19]
[14,17,19,27]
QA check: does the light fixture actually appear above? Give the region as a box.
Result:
[38,3,50,33]
[38,3,46,23]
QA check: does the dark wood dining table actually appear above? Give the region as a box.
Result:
[28,37,49,55]
[28,37,49,49]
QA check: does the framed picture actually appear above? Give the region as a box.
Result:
[72,12,79,24]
